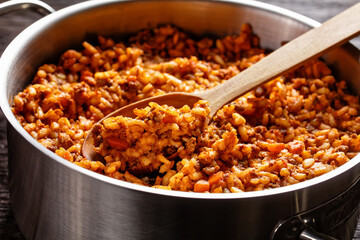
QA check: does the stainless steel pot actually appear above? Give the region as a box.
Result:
[1,1,360,239]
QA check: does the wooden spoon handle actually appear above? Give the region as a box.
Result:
[198,2,360,114]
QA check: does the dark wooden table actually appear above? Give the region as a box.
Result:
[0,0,359,239]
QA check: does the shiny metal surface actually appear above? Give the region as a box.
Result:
[272,177,360,239]
[0,0,55,16]
[299,229,337,240]
[1,0,360,239]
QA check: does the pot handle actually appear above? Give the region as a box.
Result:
[0,0,55,16]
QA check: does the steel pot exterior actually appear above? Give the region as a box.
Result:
[1,1,360,239]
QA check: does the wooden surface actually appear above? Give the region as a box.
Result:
[0,0,359,239]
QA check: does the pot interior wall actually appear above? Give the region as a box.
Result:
[6,0,318,100]
[7,1,360,101]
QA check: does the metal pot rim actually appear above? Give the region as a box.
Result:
[1,0,359,200]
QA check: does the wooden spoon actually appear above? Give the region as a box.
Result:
[83,3,360,162]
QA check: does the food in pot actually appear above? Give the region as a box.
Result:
[93,100,210,180]
[11,24,360,192]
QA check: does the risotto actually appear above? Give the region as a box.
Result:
[11,24,360,193]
